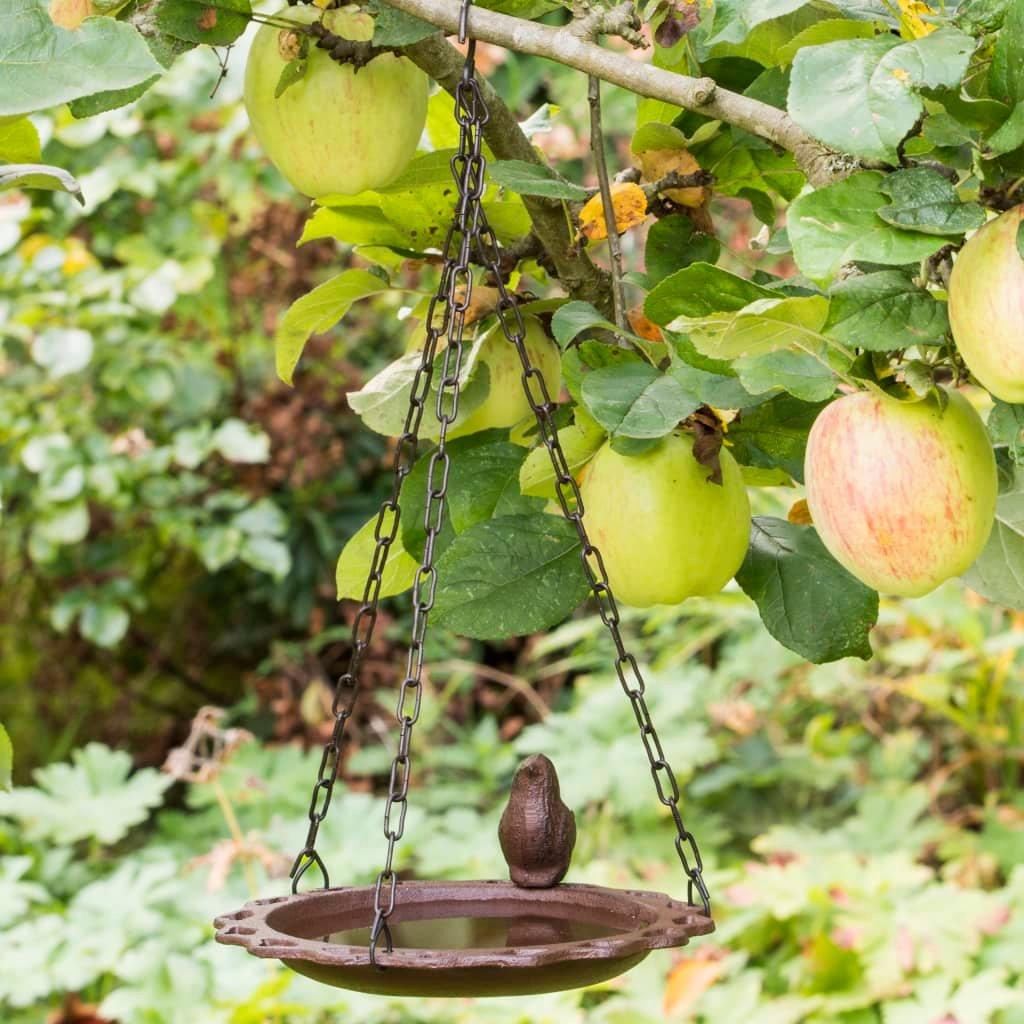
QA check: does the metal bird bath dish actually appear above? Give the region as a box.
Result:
[215,0,714,998]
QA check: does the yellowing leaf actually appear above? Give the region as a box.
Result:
[627,305,664,342]
[788,498,812,525]
[639,147,709,209]
[579,183,647,242]
[49,0,94,28]
[897,0,937,39]
[663,954,724,1015]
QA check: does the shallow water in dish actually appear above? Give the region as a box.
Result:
[329,914,625,950]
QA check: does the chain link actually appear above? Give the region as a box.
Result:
[291,0,710,969]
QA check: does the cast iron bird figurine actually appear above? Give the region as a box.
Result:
[498,754,576,888]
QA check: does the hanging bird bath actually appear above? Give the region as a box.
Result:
[215,0,714,998]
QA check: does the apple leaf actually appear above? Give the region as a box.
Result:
[672,294,831,361]
[988,101,1024,157]
[733,349,838,403]
[707,0,810,46]
[775,18,877,66]
[825,270,949,350]
[443,441,546,534]
[988,401,1024,463]
[877,168,985,236]
[0,118,40,163]
[788,29,975,161]
[348,343,491,442]
[433,515,589,639]
[336,512,419,601]
[0,163,83,203]
[275,269,389,384]
[372,2,436,46]
[990,0,1024,105]
[0,0,162,116]
[551,301,621,348]
[788,172,951,285]
[580,363,700,439]
[488,160,589,201]
[645,262,774,327]
[1017,221,1024,263]
[962,464,1024,609]
[736,516,879,663]
[727,394,828,482]
[155,0,252,46]
[644,215,721,283]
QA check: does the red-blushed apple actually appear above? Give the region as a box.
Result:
[579,431,750,607]
[244,7,427,198]
[804,388,996,597]
[948,205,1024,403]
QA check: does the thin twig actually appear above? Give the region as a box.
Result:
[433,658,550,720]
[588,75,628,335]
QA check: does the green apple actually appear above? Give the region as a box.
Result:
[948,205,1024,403]
[579,432,751,607]
[243,7,427,198]
[447,316,561,439]
[805,388,996,597]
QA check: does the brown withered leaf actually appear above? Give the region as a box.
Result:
[689,406,724,485]
[46,995,112,1024]
[579,183,648,242]
[627,305,663,343]
[788,499,813,525]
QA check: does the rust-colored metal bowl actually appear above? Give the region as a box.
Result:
[214,880,714,997]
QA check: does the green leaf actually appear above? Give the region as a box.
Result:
[550,300,620,347]
[275,269,388,384]
[674,294,831,361]
[824,270,949,349]
[710,5,824,66]
[727,394,827,482]
[788,29,976,161]
[1017,221,1024,263]
[275,57,308,99]
[877,168,985,236]
[990,0,1024,105]
[580,363,700,439]
[488,160,589,200]
[733,348,837,402]
[787,172,952,285]
[962,463,1024,608]
[667,338,757,408]
[708,0,810,46]
[336,512,419,600]
[372,2,436,45]
[519,415,605,498]
[775,18,878,66]
[644,215,721,282]
[433,514,589,639]
[0,0,163,116]
[0,163,83,203]
[645,262,774,327]
[445,441,545,533]
[155,0,252,46]
[0,725,11,792]
[986,100,1024,156]
[988,400,1024,462]
[736,516,879,663]
[0,117,40,163]
[0,742,170,844]
[348,348,490,441]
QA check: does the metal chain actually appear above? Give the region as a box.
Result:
[292,0,711,967]
[450,2,712,919]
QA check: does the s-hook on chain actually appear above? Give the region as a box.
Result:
[291,0,711,969]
